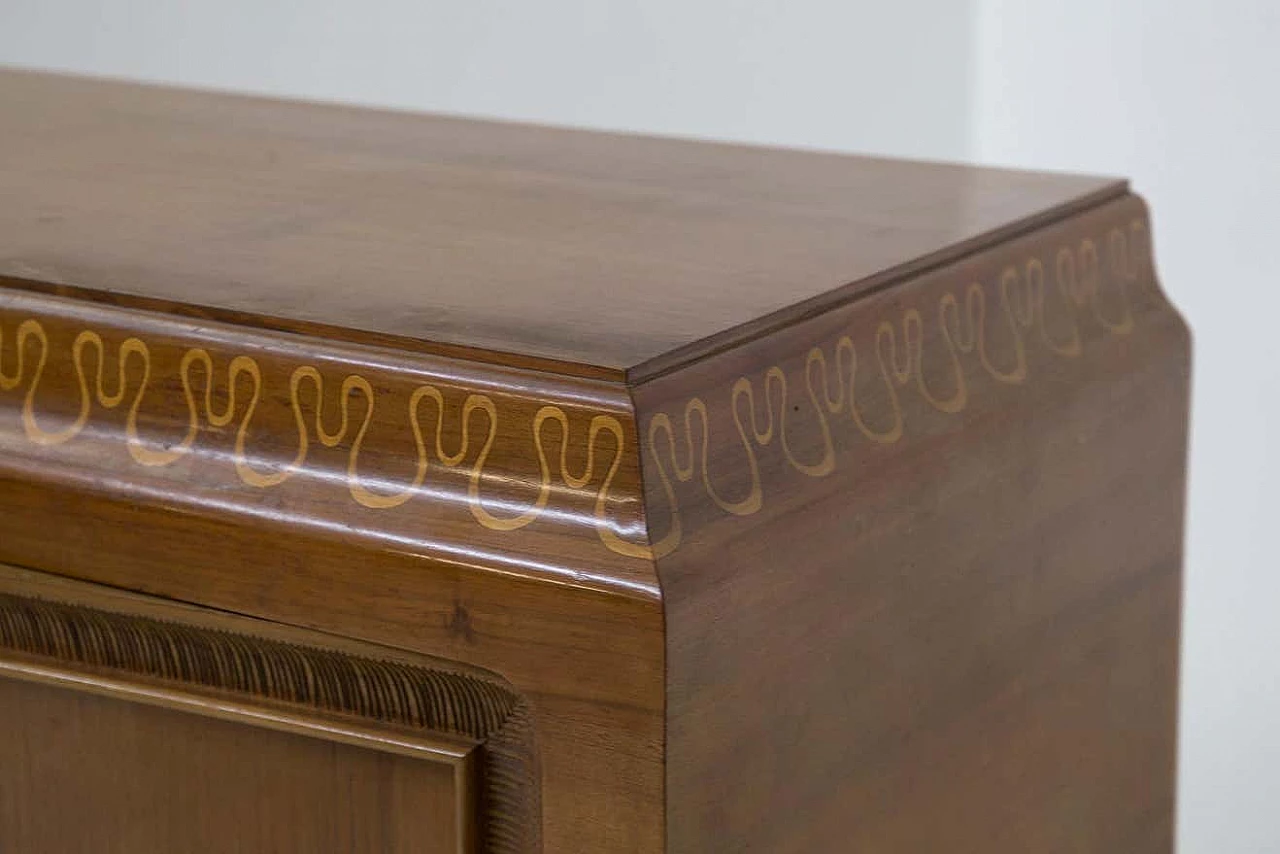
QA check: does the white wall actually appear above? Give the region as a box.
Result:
[973,4,1280,851]
[3,3,1276,851]
[0,0,975,160]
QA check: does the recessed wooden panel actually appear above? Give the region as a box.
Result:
[0,568,541,854]
[0,676,469,854]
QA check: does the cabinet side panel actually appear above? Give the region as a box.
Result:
[635,195,1189,853]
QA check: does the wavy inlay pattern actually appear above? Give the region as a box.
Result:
[1,218,1150,563]
[0,322,647,559]
[644,219,1149,557]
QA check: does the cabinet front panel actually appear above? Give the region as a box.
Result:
[0,564,541,854]
[0,676,467,854]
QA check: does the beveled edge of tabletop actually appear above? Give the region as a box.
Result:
[625,180,1129,383]
[0,177,1127,387]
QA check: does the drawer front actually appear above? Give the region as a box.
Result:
[0,564,539,854]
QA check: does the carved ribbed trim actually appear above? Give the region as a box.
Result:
[0,592,540,854]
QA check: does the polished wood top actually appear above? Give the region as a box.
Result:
[0,68,1122,379]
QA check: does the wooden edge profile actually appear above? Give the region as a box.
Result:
[0,286,656,597]
[0,562,541,854]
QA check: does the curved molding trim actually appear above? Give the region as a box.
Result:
[0,205,1159,573]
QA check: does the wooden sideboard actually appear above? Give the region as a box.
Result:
[0,69,1190,853]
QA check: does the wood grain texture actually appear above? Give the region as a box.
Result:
[633,193,1190,852]
[0,678,467,854]
[0,69,1192,854]
[0,68,1121,379]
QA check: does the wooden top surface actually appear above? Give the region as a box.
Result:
[0,68,1123,380]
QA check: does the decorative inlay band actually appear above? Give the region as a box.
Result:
[0,320,648,560]
[643,218,1150,557]
[1,215,1155,564]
